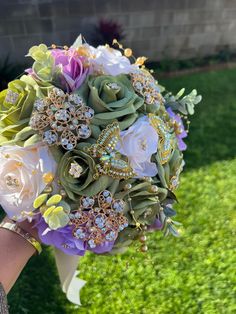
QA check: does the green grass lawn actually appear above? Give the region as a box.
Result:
[7,68,236,314]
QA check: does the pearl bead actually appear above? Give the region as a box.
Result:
[124,183,132,191]
[150,185,158,193]
[140,245,148,252]
[60,189,67,198]
[139,235,147,243]
[43,185,53,193]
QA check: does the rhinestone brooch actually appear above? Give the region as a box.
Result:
[69,190,128,248]
[30,88,94,150]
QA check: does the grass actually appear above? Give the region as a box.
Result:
[7,68,236,313]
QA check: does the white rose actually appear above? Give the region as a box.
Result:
[85,44,137,76]
[0,143,56,220]
[117,116,159,178]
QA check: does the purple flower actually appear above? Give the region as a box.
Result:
[51,48,89,92]
[148,218,163,231]
[36,216,115,255]
[167,108,187,151]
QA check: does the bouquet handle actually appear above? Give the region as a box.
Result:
[54,248,86,305]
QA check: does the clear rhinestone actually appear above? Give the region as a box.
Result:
[43,130,58,145]
[74,212,81,219]
[5,90,19,104]
[67,143,74,150]
[55,109,70,121]
[134,81,143,91]
[69,94,83,105]
[88,239,96,248]
[103,190,110,197]
[95,215,106,229]
[34,99,45,112]
[107,82,120,90]
[112,200,124,213]
[105,230,116,241]
[78,124,91,138]
[75,228,86,239]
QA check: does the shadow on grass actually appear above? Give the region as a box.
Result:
[160,68,236,170]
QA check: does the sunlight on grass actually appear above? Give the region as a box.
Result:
[7,68,236,314]
[66,158,236,314]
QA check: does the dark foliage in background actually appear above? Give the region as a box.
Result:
[148,48,235,73]
[91,19,125,46]
[0,56,25,91]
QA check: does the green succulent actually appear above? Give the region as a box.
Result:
[33,193,70,230]
[0,79,36,144]
[164,88,202,115]
[27,44,55,82]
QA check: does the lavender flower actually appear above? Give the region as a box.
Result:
[36,216,115,255]
[51,48,89,92]
[167,108,187,151]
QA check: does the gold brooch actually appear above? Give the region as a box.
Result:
[88,122,135,179]
[130,70,164,109]
[30,88,94,150]
[149,114,175,164]
[69,190,128,249]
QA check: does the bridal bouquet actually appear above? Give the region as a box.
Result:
[0,36,201,304]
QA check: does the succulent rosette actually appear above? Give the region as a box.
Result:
[0,35,201,305]
[0,80,36,143]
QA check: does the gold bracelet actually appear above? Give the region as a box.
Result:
[0,221,42,255]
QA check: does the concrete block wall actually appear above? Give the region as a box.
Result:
[0,0,236,63]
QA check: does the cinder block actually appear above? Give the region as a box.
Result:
[129,12,156,28]
[0,36,14,59]
[94,0,121,14]
[11,34,42,62]
[68,0,96,16]
[24,19,53,34]
[0,3,38,19]
[0,20,25,36]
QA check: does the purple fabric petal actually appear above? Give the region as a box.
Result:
[36,217,86,256]
[51,48,89,92]
[167,107,188,151]
[148,219,163,231]
[36,215,116,255]
[90,241,115,254]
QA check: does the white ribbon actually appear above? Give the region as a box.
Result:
[54,248,86,305]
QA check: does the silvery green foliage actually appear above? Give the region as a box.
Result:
[164,88,202,115]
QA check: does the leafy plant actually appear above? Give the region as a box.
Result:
[0,56,25,91]
[91,19,125,46]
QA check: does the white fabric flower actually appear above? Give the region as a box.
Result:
[0,143,57,220]
[117,116,159,178]
[85,44,137,76]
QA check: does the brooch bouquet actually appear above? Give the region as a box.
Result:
[0,36,201,304]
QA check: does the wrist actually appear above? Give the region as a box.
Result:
[2,217,42,255]
[3,217,40,243]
